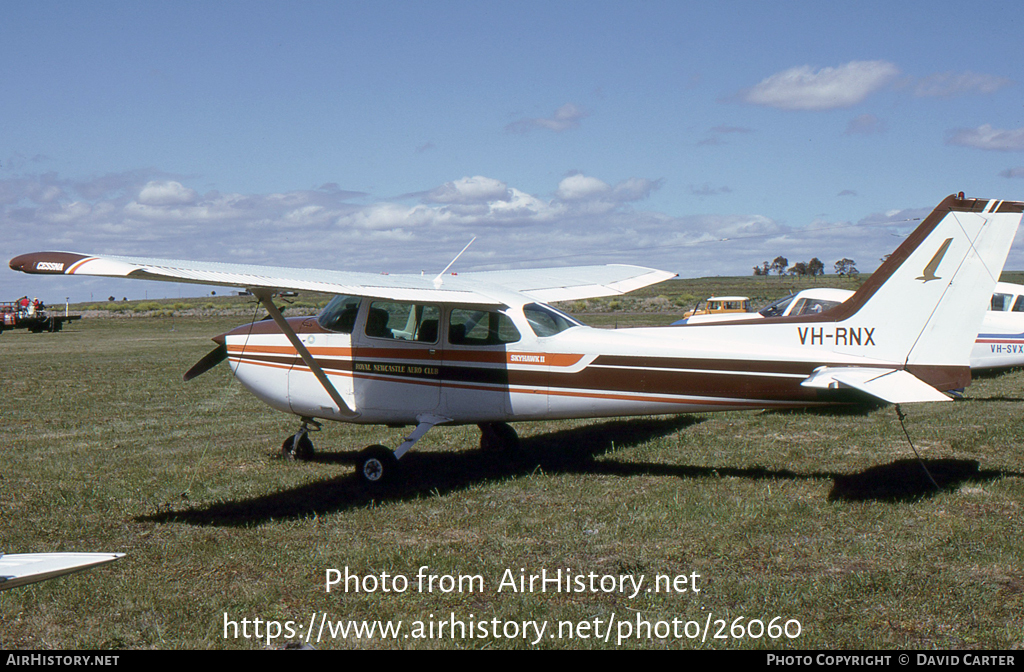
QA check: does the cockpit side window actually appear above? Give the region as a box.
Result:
[1013,296,1024,312]
[365,301,440,342]
[318,295,362,333]
[448,309,520,346]
[523,303,582,337]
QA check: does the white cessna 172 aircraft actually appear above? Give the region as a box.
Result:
[10,194,1024,486]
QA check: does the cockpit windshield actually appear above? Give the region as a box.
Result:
[758,295,796,318]
[318,295,361,333]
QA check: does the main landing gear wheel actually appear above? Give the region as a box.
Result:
[478,422,520,452]
[357,445,398,486]
[282,432,314,460]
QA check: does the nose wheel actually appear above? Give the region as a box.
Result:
[282,418,320,460]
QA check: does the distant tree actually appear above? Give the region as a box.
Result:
[834,258,859,276]
[752,265,764,276]
[771,256,789,277]
[807,257,824,277]
[789,261,808,276]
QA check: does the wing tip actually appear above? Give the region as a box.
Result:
[10,252,89,274]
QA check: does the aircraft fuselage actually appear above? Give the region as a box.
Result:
[219,296,933,428]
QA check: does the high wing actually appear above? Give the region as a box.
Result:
[9,252,675,305]
[456,265,678,303]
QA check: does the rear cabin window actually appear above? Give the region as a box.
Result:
[448,309,520,346]
[1014,296,1024,312]
[365,301,440,342]
[791,298,841,316]
[523,303,582,337]
[992,293,1013,312]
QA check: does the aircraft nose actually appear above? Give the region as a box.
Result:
[216,316,316,343]
[211,321,267,346]
[201,324,261,377]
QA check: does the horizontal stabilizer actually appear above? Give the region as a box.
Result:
[801,367,950,404]
[0,552,125,591]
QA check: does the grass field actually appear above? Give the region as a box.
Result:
[2,280,1023,649]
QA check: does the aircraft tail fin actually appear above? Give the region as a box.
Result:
[823,195,1023,389]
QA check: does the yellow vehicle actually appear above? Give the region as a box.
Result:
[681,296,751,319]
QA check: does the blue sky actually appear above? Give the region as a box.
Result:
[4,0,1024,302]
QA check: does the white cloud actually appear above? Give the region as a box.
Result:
[487,188,550,218]
[947,125,1024,151]
[739,60,900,110]
[337,203,437,231]
[425,176,512,204]
[611,177,661,202]
[556,174,610,201]
[0,168,961,303]
[555,174,661,203]
[137,180,198,206]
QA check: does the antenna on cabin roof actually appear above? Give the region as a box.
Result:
[433,237,476,288]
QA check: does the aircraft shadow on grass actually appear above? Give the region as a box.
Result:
[827,458,1023,502]
[139,416,1024,527]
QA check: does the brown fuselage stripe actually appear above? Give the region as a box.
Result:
[229,355,825,408]
[226,343,581,367]
[227,345,843,404]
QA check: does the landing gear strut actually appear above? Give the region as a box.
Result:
[282,418,320,460]
[354,413,451,487]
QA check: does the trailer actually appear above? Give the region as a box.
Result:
[0,300,80,334]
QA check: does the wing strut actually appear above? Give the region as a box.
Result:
[251,288,359,420]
